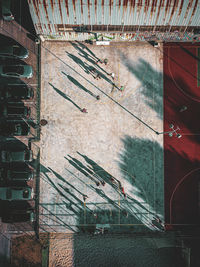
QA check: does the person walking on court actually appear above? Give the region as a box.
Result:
[96,59,103,64]
[110,176,116,183]
[153,216,162,224]
[104,58,108,65]
[83,195,88,201]
[96,73,101,80]
[123,210,128,218]
[81,108,88,113]
[94,72,101,80]
[101,181,105,186]
[89,66,96,74]
[109,72,115,80]
[93,212,98,219]
[121,186,127,198]
[179,105,187,112]
[119,86,124,92]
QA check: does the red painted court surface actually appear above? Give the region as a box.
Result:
[164,43,200,228]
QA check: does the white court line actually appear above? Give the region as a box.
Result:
[168,47,200,103]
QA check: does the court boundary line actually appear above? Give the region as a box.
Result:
[167,46,200,103]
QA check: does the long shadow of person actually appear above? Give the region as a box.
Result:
[43,172,83,215]
[68,155,94,175]
[75,41,99,61]
[66,52,91,74]
[48,167,89,198]
[66,51,118,89]
[49,82,82,111]
[41,204,77,232]
[65,74,98,99]
[90,185,121,210]
[70,41,98,63]
[65,168,94,190]
[65,156,100,185]
[67,155,104,185]
[70,41,111,76]
[60,185,92,212]
[79,53,111,77]
[77,152,114,182]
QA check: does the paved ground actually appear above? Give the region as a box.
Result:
[0,224,11,267]
[48,233,180,267]
[40,41,164,233]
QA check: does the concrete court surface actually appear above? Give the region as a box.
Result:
[39,41,164,233]
[48,233,178,267]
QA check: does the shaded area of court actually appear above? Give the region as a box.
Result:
[48,233,182,267]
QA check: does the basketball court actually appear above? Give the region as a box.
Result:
[164,42,200,228]
[39,41,164,233]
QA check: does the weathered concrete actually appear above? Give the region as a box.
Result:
[40,41,164,233]
[48,233,179,267]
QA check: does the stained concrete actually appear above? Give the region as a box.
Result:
[40,41,164,233]
[48,233,179,267]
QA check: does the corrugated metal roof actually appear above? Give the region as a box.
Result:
[28,0,200,37]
